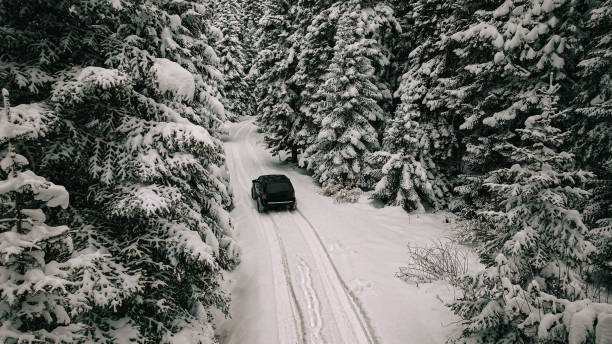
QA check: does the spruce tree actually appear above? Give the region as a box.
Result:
[241,0,266,70]
[214,0,255,121]
[450,75,611,343]
[451,0,586,215]
[373,0,462,211]
[1,1,239,341]
[251,0,299,158]
[0,89,139,342]
[0,2,143,341]
[48,2,238,341]
[0,88,73,342]
[291,1,338,165]
[572,0,612,301]
[373,108,447,211]
[301,0,396,191]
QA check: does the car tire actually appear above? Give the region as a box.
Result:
[290,201,297,211]
[251,187,255,200]
[257,199,265,213]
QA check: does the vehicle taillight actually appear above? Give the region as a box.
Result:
[292,191,295,197]
[263,193,267,199]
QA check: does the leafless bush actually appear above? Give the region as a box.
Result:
[333,188,362,203]
[397,240,469,287]
[449,218,481,245]
[322,184,362,203]
[321,183,343,196]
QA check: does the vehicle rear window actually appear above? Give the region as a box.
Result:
[265,182,293,193]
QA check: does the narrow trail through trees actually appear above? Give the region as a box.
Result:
[223,119,379,344]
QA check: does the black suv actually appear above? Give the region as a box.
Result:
[251,174,297,212]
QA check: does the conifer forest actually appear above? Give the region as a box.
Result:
[0,0,610,343]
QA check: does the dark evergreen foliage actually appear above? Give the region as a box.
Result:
[1,1,239,342]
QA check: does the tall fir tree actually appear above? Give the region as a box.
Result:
[373,0,463,211]
[0,1,144,340]
[289,0,337,164]
[0,89,139,342]
[572,0,612,299]
[301,0,396,191]
[1,0,239,342]
[214,0,255,121]
[251,0,299,158]
[450,75,612,343]
[241,0,267,71]
[450,0,586,215]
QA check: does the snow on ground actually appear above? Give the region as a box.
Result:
[215,118,476,344]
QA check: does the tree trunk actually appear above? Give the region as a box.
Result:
[291,144,298,163]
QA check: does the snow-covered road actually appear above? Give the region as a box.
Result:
[216,119,464,344]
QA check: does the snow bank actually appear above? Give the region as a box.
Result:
[153,58,195,101]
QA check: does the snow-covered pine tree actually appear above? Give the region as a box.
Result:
[290,0,340,165]
[184,1,232,133]
[450,0,584,217]
[387,0,412,85]
[572,0,612,293]
[301,0,396,191]
[241,0,267,70]
[450,75,612,343]
[372,105,447,211]
[0,88,73,342]
[45,2,239,341]
[2,0,239,341]
[0,0,112,103]
[373,0,462,211]
[251,0,299,159]
[0,89,138,342]
[0,2,145,341]
[214,0,255,121]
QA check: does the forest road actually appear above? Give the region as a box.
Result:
[220,118,379,344]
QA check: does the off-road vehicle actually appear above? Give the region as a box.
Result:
[251,174,297,212]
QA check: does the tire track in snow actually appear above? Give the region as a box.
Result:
[268,213,323,344]
[241,119,379,344]
[267,214,308,344]
[274,210,378,344]
[294,210,380,344]
[226,126,306,344]
[297,257,324,344]
[240,122,325,343]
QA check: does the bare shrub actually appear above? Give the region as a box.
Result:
[397,240,469,287]
[322,183,343,196]
[321,184,362,203]
[333,188,362,203]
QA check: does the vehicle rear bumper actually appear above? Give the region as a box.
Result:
[263,200,296,207]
